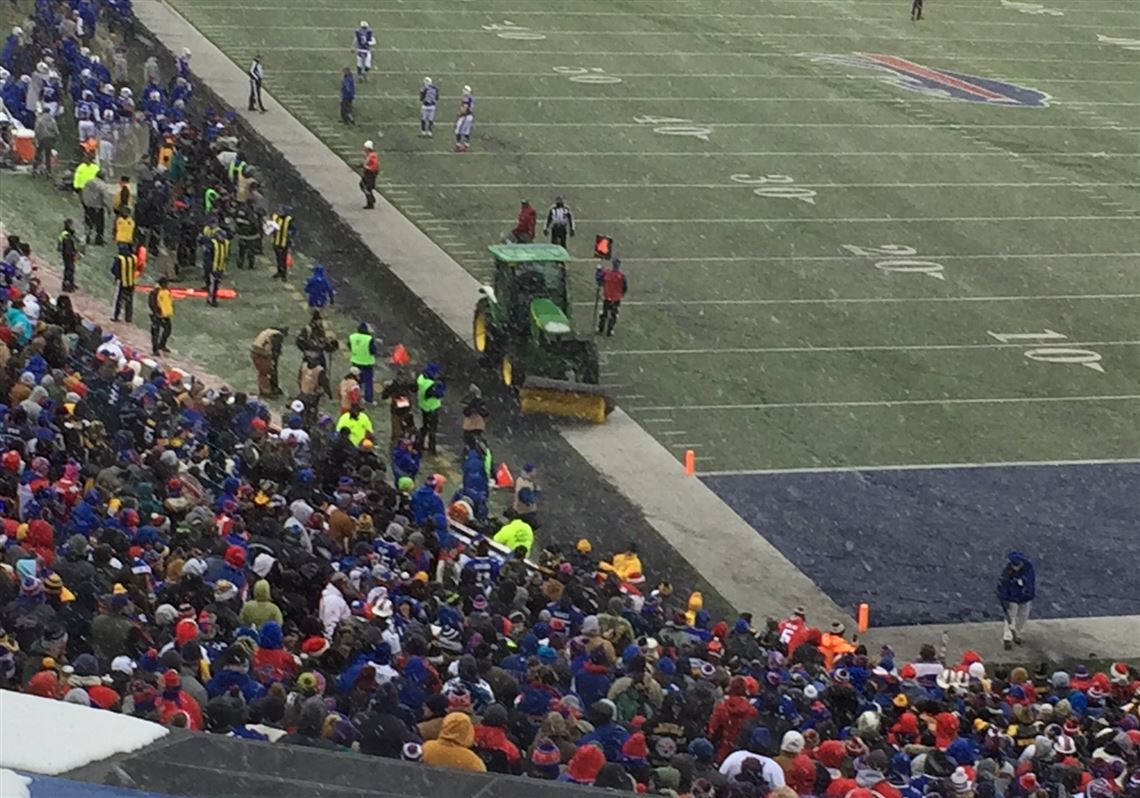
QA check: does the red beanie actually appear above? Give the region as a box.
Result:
[162,669,181,689]
[567,744,606,783]
[224,545,246,569]
[622,732,649,760]
[817,740,846,769]
[175,619,198,647]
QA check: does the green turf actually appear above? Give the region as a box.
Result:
[167,0,1140,472]
[0,173,473,484]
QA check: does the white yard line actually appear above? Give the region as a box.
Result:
[278,114,1140,127]
[397,151,1140,158]
[563,252,1140,263]
[199,0,1140,10]
[630,394,1140,412]
[190,10,1139,28]
[700,457,1140,477]
[392,181,1140,190]
[443,215,1140,224]
[572,293,1140,307]
[605,341,1140,356]
[191,27,1126,45]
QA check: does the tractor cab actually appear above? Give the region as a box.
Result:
[489,244,571,336]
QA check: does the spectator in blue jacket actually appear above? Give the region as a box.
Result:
[997,550,1035,650]
[409,476,445,525]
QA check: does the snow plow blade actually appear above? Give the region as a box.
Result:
[519,377,614,424]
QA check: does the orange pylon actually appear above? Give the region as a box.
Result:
[390,343,410,366]
[494,463,513,489]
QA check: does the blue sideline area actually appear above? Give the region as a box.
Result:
[19,774,179,798]
[702,462,1140,626]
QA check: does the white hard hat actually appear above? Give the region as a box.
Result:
[363,139,373,149]
[360,20,368,27]
[423,76,432,85]
[463,84,471,93]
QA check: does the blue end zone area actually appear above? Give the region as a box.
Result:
[702,462,1140,626]
[19,774,179,797]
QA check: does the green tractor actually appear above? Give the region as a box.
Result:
[473,244,611,422]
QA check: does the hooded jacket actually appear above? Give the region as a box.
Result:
[422,713,487,773]
[239,579,284,628]
[252,621,297,682]
[708,695,758,763]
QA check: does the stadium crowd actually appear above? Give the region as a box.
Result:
[0,286,1138,798]
[1,1,1139,797]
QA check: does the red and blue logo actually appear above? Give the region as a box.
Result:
[805,52,1051,107]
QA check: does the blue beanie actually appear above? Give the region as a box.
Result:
[689,738,714,762]
[621,644,641,665]
[749,726,773,753]
[656,657,676,676]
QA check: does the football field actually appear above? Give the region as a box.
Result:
[167,0,1140,621]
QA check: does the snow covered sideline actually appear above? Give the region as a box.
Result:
[0,769,31,798]
[0,692,169,775]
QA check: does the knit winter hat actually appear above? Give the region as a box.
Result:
[566,744,606,783]
[162,669,181,689]
[688,738,714,762]
[20,577,43,598]
[622,732,649,760]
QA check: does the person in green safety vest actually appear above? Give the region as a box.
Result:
[348,321,379,404]
[415,362,447,454]
[336,402,374,447]
[492,512,534,557]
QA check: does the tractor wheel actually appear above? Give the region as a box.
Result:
[473,298,493,357]
[574,340,601,384]
[500,352,524,389]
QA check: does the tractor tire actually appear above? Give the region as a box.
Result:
[471,298,499,362]
[500,351,524,390]
[574,340,601,385]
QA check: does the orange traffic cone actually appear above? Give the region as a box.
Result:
[390,343,410,366]
[494,463,513,489]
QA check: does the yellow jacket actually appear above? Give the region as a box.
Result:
[422,714,486,773]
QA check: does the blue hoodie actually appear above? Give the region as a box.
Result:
[579,722,630,762]
[409,484,444,525]
[997,551,1036,603]
[206,667,266,703]
[304,265,335,308]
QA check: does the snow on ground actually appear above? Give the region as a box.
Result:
[0,692,169,775]
[0,769,31,798]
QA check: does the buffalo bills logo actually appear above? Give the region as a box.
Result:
[805,52,1050,107]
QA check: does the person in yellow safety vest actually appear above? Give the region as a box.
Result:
[269,205,294,280]
[148,277,174,355]
[336,403,373,447]
[110,244,138,323]
[348,321,379,404]
[512,463,540,526]
[493,513,534,557]
[819,621,857,670]
[73,161,105,245]
[415,362,446,454]
[113,207,135,246]
[228,151,248,184]
[205,230,230,307]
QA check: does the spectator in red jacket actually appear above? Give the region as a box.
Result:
[708,676,757,763]
[156,669,203,730]
[473,703,522,774]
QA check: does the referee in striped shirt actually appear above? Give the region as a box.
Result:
[544,197,574,248]
[248,54,266,113]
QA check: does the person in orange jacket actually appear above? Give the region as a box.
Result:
[820,621,857,670]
